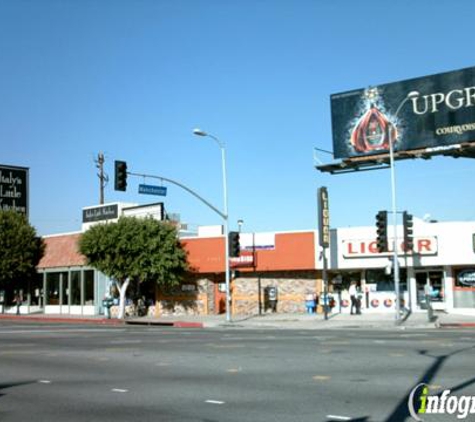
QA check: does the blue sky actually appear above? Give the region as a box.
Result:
[1,0,475,236]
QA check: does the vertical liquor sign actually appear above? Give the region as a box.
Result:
[317,186,330,320]
[318,187,330,247]
[0,164,29,217]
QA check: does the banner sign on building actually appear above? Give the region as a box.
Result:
[123,203,164,221]
[0,164,29,216]
[318,186,330,248]
[82,204,119,223]
[240,232,276,251]
[331,66,475,159]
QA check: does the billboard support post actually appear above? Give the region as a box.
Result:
[389,93,416,323]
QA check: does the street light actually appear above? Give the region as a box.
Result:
[389,91,419,322]
[193,128,231,322]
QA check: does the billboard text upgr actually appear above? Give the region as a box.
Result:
[331,66,475,159]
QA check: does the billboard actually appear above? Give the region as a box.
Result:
[331,66,475,159]
[0,164,29,216]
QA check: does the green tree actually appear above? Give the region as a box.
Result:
[0,211,45,295]
[78,216,188,319]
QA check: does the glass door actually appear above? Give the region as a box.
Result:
[416,272,428,308]
[415,270,444,309]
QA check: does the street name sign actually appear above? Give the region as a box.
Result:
[138,184,167,196]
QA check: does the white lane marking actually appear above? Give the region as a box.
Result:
[111,388,129,393]
[326,415,351,421]
[109,339,143,344]
[38,380,52,384]
[205,400,225,405]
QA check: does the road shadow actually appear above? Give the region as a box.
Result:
[0,380,37,399]
[384,344,475,421]
[324,344,475,422]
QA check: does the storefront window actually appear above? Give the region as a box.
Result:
[71,271,81,305]
[60,272,69,305]
[330,272,361,292]
[46,273,60,305]
[453,268,475,308]
[428,271,444,301]
[365,269,407,292]
[84,270,94,305]
[30,273,43,306]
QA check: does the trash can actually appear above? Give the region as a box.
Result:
[305,294,316,314]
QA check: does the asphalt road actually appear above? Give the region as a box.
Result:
[0,322,474,422]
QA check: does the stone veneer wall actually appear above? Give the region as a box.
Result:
[155,276,212,316]
[232,271,320,315]
[151,271,321,316]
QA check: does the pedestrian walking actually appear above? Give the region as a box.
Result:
[14,292,22,315]
[424,283,434,321]
[349,281,359,315]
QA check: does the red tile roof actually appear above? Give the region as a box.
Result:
[38,233,86,269]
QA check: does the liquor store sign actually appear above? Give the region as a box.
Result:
[318,187,330,248]
[331,66,475,159]
[0,164,29,216]
[342,237,438,258]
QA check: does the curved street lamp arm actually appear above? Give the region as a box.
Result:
[128,172,227,220]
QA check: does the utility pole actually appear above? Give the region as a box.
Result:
[95,152,108,204]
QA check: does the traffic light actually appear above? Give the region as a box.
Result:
[376,210,388,253]
[228,231,240,257]
[403,211,414,251]
[114,160,127,191]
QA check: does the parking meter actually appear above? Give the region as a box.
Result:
[264,286,278,312]
[102,298,114,319]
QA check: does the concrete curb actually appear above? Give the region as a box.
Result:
[0,315,124,325]
[0,315,204,328]
[439,323,475,328]
[1,314,473,330]
[125,320,204,328]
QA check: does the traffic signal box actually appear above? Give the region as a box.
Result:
[376,210,388,253]
[114,160,128,191]
[403,211,414,251]
[228,231,240,257]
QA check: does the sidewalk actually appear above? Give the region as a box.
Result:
[1,310,475,330]
[129,310,475,330]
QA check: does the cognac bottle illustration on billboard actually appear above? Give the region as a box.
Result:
[350,103,398,154]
